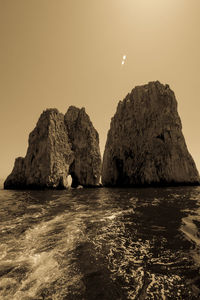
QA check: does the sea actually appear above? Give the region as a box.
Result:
[0,179,200,299]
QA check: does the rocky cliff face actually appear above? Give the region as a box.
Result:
[102,81,200,186]
[65,106,101,187]
[4,107,101,189]
[4,109,74,189]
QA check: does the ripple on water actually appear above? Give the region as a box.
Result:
[0,187,200,299]
[0,210,87,299]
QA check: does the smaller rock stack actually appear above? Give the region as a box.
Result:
[4,107,101,189]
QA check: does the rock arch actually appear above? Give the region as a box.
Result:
[4,107,101,189]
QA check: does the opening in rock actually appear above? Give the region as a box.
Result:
[70,172,80,188]
[156,133,165,141]
[67,175,72,187]
[69,161,80,188]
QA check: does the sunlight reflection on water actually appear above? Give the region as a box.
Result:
[0,187,200,299]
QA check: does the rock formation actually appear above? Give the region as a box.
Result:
[65,106,102,187]
[4,107,101,189]
[102,81,200,186]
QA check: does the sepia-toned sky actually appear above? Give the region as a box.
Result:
[0,0,200,178]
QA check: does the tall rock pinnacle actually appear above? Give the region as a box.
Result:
[65,106,101,187]
[102,81,200,186]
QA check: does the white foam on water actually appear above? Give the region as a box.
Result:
[0,211,86,299]
[151,197,160,206]
[101,208,135,221]
[180,214,200,266]
[181,216,200,246]
[14,252,60,299]
[0,244,8,260]
[146,273,182,299]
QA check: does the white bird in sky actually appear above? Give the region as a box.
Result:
[122,55,126,65]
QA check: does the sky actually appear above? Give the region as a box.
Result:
[0,0,200,179]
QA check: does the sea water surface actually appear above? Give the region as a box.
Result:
[0,181,200,299]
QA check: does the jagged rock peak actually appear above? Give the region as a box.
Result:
[102,81,200,187]
[4,107,101,189]
[64,106,101,187]
[4,108,73,189]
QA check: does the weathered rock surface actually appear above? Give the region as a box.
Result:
[4,109,73,189]
[65,106,101,187]
[102,81,200,186]
[4,107,101,189]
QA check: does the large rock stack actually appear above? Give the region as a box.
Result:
[102,81,200,186]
